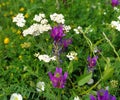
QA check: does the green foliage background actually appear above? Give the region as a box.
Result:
[0,0,120,99]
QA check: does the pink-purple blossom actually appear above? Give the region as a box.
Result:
[90,89,116,100]
[61,39,72,49]
[87,56,98,68]
[50,25,65,42]
[48,67,68,88]
[111,0,119,7]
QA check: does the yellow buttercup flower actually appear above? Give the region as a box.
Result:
[25,13,29,18]
[4,37,10,44]
[19,7,25,12]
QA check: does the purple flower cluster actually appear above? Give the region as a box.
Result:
[87,56,98,70]
[51,25,65,42]
[90,89,116,100]
[48,67,68,88]
[50,25,72,49]
[111,0,119,7]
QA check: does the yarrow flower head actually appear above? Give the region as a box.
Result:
[90,89,116,100]
[36,81,45,92]
[36,54,56,63]
[33,13,45,22]
[74,96,80,100]
[50,13,65,24]
[23,23,51,36]
[48,67,68,88]
[13,13,26,27]
[10,93,22,100]
[111,0,119,7]
[50,25,65,42]
[66,51,77,61]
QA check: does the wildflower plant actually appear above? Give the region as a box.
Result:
[0,0,120,100]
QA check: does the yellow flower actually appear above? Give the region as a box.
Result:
[110,80,118,88]
[3,13,7,17]
[30,0,34,3]
[19,7,25,12]
[9,11,13,15]
[11,27,17,33]
[19,55,22,60]
[74,57,78,61]
[2,3,5,6]
[46,38,49,41]
[4,37,10,44]
[25,13,29,18]
[17,30,21,35]
[21,42,31,48]
[6,2,9,5]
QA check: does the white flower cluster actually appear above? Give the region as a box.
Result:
[33,13,45,22]
[36,81,45,92]
[23,23,51,36]
[73,26,83,34]
[21,13,51,36]
[111,16,120,31]
[74,96,80,100]
[34,53,56,63]
[66,51,77,61]
[114,7,120,12]
[10,93,22,100]
[63,25,71,32]
[33,13,48,25]
[13,13,26,27]
[50,13,65,24]
[111,21,120,31]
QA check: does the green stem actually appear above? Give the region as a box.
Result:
[82,32,102,78]
[57,89,61,100]
[82,32,93,52]
[56,0,60,10]
[102,32,120,61]
[81,78,102,95]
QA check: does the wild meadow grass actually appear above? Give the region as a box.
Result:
[0,0,120,100]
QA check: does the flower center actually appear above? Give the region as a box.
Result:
[55,73,60,78]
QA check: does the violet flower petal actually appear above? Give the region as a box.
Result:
[90,95,96,100]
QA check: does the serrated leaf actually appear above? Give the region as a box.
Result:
[78,72,92,86]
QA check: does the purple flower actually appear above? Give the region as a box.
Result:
[50,25,65,42]
[61,39,72,49]
[111,0,119,7]
[90,89,116,100]
[87,56,98,68]
[48,67,68,88]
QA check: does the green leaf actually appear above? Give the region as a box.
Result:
[102,66,114,81]
[102,58,114,81]
[67,61,73,74]
[0,95,7,100]
[77,72,92,86]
